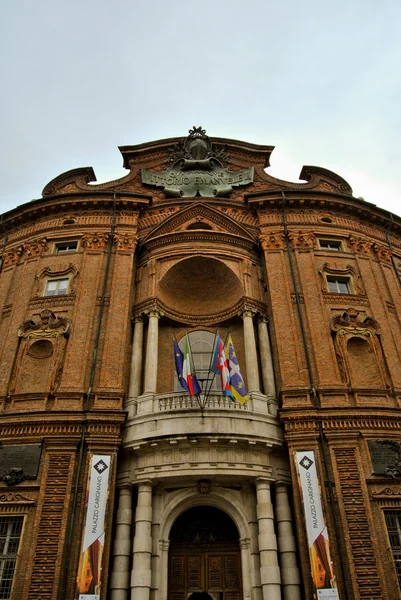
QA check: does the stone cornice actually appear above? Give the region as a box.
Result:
[0,194,150,234]
[133,296,267,325]
[280,409,401,432]
[247,192,401,235]
[119,136,275,169]
[0,411,126,439]
[142,230,257,253]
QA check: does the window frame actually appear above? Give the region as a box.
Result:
[0,515,24,600]
[54,240,79,254]
[326,276,352,295]
[43,277,70,297]
[318,239,342,251]
[384,510,401,590]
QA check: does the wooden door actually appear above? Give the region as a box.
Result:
[169,547,242,600]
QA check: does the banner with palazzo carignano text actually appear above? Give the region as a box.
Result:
[76,454,112,600]
[295,451,339,600]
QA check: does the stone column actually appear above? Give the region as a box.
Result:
[143,311,161,395]
[242,308,260,394]
[275,484,301,600]
[110,486,133,600]
[255,478,281,600]
[239,537,252,600]
[257,315,276,399]
[126,316,144,415]
[130,483,153,600]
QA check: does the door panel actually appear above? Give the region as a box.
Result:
[169,549,241,600]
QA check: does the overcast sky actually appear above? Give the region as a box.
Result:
[1,0,400,217]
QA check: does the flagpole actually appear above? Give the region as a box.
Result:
[203,329,219,407]
[186,330,203,411]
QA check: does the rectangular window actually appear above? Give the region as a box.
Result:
[55,241,78,253]
[319,239,342,251]
[44,278,69,296]
[0,516,23,600]
[327,276,351,294]
[385,510,401,589]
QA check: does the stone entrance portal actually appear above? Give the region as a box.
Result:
[168,507,242,600]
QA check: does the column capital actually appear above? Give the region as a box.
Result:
[257,313,269,324]
[147,309,163,319]
[117,483,133,491]
[274,481,291,490]
[239,537,251,550]
[136,479,154,489]
[132,314,144,324]
[241,306,258,319]
[159,539,170,551]
[255,477,272,488]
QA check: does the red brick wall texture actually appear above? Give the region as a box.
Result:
[1,134,401,598]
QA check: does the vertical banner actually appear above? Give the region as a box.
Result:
[295,451,339,600]
[76,455,112,600]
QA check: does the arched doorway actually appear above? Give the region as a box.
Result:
[168,506,242,600]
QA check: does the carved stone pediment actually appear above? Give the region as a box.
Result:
[18,309,71,339]
[330,308,380,336]
[141,202,257,247]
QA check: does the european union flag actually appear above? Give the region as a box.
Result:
[174,339,189,393]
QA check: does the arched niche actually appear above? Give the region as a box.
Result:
[346,336,382,388]
[330,308,391,389]
[157,257,243,316]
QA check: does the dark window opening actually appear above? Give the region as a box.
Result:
[0,516,23,600]
[385,511,401,589]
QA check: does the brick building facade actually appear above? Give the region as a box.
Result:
[0,128,401,599]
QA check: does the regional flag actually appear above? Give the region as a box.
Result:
[211,335,233,399]
[225,335,248,404]
[179,335,201,397]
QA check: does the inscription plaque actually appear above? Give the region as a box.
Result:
[368,440,401,477]
[0,444,42,482]
[142,126,254,198]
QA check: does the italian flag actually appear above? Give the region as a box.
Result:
[182,334,201,397]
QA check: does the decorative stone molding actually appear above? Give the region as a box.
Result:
[319,262,364,295]
[372,242,392,262]
[1,237,48,266]
[330,308,390,389]
[81,232,110,250]
[139,203,258,254]
[133,296,266,326]
[0,491,36,504]
[1,247,24,267]
[0,468,36,487]
[371,486,401,498]
[241,306,258,319]
[35,263,79,297]
[197,480,211,494]
[18,309,71,339]
[239,537,251,550]
[113,233,138,251]
[8,310,72,396]
[23,237,48,257]
[259,232,285,250]
[348,234,372,254]
[288,231,316,249]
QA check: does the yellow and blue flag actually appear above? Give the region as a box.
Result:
[225,335,248,404]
